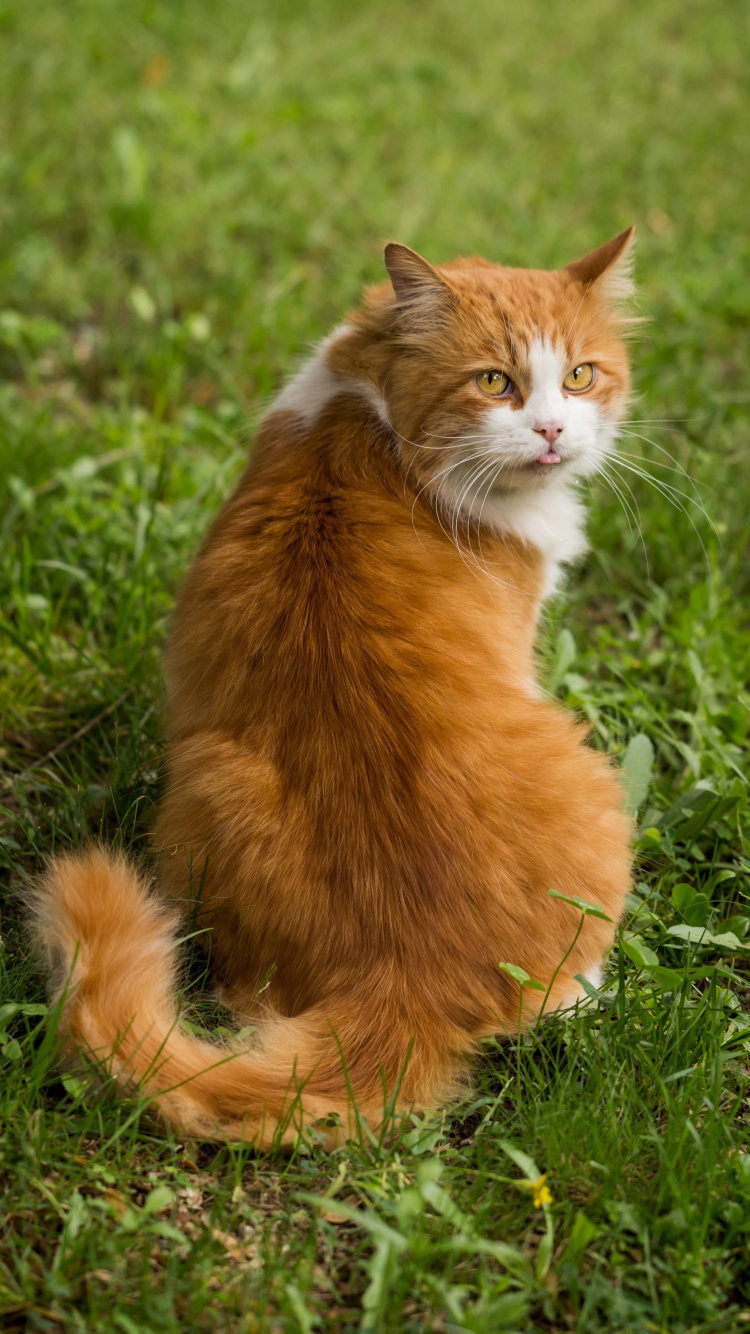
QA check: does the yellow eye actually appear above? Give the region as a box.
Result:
[563,363,595,392]
[475,369,511,397]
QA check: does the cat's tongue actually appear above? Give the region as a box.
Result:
[537,450,562,465]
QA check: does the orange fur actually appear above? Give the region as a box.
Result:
[31,235,634,1148]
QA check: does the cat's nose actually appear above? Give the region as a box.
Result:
[533,422,565,446]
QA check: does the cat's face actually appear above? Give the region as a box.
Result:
[373,233,633,513]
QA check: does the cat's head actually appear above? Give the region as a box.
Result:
[349,230,634,512]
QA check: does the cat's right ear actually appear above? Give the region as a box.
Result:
[563,226,636,303]
[384,243,452,324]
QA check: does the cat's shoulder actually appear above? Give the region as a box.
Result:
[271,326,381,426]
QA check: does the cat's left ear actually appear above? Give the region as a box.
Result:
[563,226,635,301]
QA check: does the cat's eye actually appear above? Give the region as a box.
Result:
[563,363,595,392]
[475,369,512,397]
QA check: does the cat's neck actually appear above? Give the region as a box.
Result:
[472,483,588,598]
[268,330,588,599]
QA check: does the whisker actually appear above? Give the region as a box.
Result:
[433,460,493,586]
[611,455,717,535]
[617,447,708,502]
[608,455,716,575]
[409,448,498,539]
[430,450,500,556]
[417,428,499,446]
[451,455,500,550]
[474,460,508,573]
[463,457,504,541]
[463,462,522,595]
[599,465,651,580]
[617,429,710,495]
[427,452,522,596]
[600,467,635,539]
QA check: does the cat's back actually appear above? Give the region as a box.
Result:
[164,394,542,746]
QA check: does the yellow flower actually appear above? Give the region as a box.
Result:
[533,1178,553,1208]
[518,1173,553,1208]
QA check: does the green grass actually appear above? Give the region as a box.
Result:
[1,0,750,1329]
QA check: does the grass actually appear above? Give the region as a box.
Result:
[1,0,750,1328]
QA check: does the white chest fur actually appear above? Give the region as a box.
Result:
[479,481,589,598]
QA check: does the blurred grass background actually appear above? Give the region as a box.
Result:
[1,1,750,1330]
[2,0,749,407]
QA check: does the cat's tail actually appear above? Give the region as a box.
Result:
[29,847,466,1147]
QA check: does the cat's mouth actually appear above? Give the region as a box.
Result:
[512,449,568,482]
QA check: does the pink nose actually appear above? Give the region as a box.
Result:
[534,422,564,446]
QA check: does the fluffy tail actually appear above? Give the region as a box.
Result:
[30,848,465,1147]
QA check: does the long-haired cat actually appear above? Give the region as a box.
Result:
[32,230,635,1147]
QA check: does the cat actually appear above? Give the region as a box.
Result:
[31,230,635,1148]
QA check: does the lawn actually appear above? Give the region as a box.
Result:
[1,0,750,1329]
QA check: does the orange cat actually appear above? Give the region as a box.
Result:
[32,231,635,1147]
